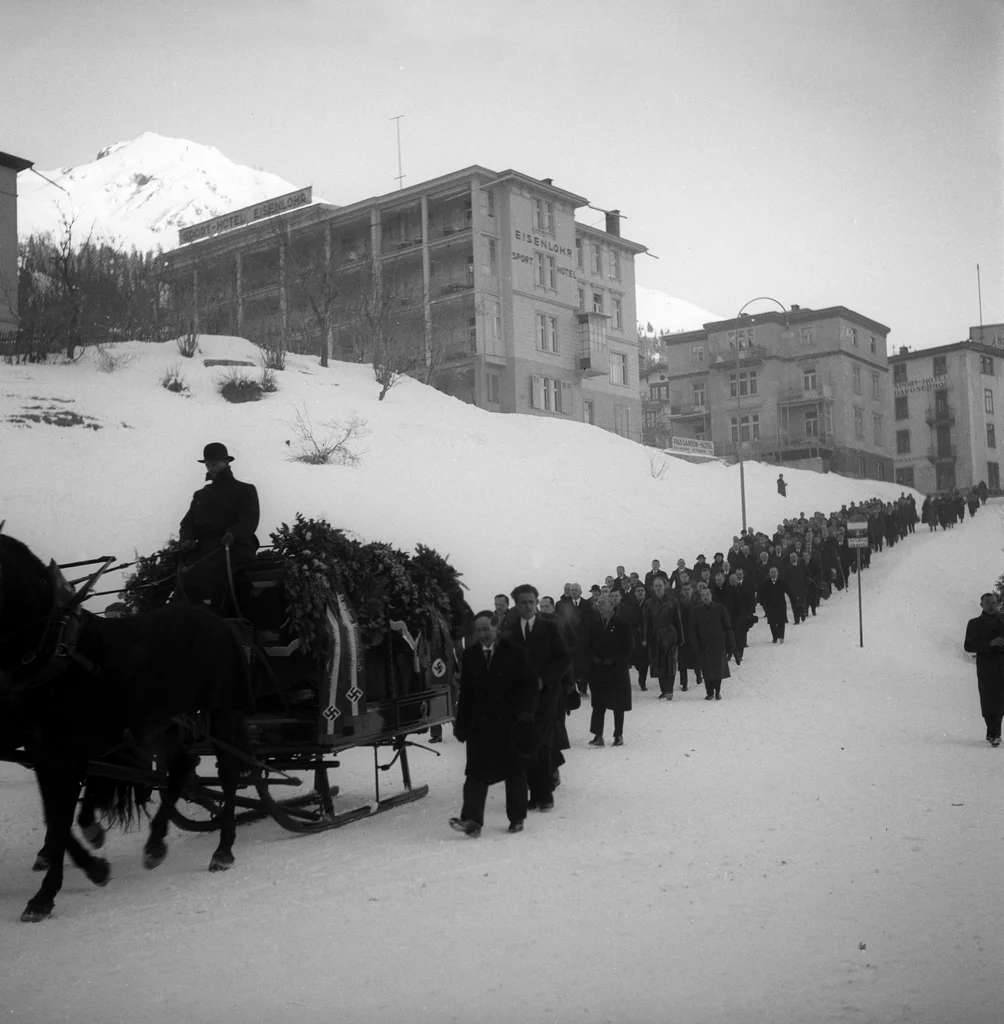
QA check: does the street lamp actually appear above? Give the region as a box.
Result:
[732,296,792,533]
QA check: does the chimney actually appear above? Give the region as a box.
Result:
[541,177,553,186]
[790,304,800,311]
[605,209,621,236]
[899,345,910,355]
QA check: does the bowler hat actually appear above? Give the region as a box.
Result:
[198,442,235,463]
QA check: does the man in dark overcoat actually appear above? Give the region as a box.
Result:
[723,573,748,665]
[616,583,649,691]
[556,583,594,694]
[785,551,808,624]
[450,611,539,836]
[177,442,260,613]
[759,566,790,643]
[507,584,570,812]
[689,588,734,700]
[963,593,1004,746]
[585,593,633,746]
[643,576,684,699]
[803,549,822,616]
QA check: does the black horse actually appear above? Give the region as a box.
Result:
[0,534,253,922]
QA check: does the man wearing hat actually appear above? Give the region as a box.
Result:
[177,442,260,613]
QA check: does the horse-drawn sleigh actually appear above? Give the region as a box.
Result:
[0,519,467,921]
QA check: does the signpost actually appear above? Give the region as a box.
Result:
[846,519,869,647]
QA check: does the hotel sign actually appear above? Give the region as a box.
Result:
[179,187,313,245]
[670,437,715,456]
[893,374,948,396]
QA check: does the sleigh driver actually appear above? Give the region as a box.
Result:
[175,442,260,614]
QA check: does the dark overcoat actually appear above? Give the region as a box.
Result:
[722,584,748,651]
[643,592,683,680]
[785,560,808,609]
[759,578,790,625]
[963,612,1004,718]
[688,601,734,682]
[179,467,260,560]
[506,615,570,749]
[555,597,594,690]
[615,598,647,671]
[585,614,633,712]
[455,638,538,784]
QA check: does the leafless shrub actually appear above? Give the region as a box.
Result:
[217,369,263,404]
[176,327,199,358]
[648,450,670,480]
[160,363,189,395]
[260,367,280,393]
[286,405,368,465]
[260,339,286,371]
[94,344,134,373]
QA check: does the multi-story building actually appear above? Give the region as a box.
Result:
[161,166,646,440]
[888,325,1004,493]
[642,305,894,480]
[0,150,33,338]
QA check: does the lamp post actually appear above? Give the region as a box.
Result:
[732,296,791,533]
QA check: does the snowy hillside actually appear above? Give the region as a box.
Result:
[16,133,309,253]
[0,336,913,611]
[635,284,722,335]
[1,339,1003,1023]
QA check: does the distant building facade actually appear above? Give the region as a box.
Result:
[160,166,646,441]
[888,326,1004,493]
[642,305,894,480]
[0,150,33,338]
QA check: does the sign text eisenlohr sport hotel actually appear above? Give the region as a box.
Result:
[179,187,313,245]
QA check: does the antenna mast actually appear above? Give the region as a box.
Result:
[391,115,405,190]
[978,263,983,330]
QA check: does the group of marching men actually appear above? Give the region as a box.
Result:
[448,491,933,838]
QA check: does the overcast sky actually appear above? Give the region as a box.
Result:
[4,0,1001,350]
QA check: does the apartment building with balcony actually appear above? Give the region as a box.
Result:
[888,325,1004,493]
[642,305,894,480]
[0,150,33,338]
[160,166,646,441]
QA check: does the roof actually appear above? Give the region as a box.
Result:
[0,151,33,173]
[888,338,1002,362]
[658,305,891,344]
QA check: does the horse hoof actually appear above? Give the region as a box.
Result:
[82,822,105,849]
[208,852,234,872]
[143,844,167,870]
[32,854,50,873]
[21,903,53,923]
[88,857,111,887]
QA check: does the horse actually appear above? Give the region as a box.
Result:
[0,534,254,922]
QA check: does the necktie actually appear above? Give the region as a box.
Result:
[483,646,492,667]
[523,619,531,639]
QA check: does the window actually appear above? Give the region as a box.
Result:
[486,189,495,218]
[608,250,621,281]
[591,243,603,276]
[986,388,995,414]
[613,406,630,437]
[487,238,498,275]
[800,326,815,346]
[989,461,1000,490]
[982,355,995,375]
[530,374,570,413]
[612,296,623,331]
[989,423,997,449]
[803,367,817,391]
[650,382,669,401]
[691,344,705,363]
[871,371,880,401]
[727,327,755,351]
[877,462,885,481]
[805,409,819,438]
[578,288,585,311]
[852,365,862,394]
[896,467,915,488]
[533,198,554,232]
[536,313,558,353]
[870,335,877,354]
[824,405,833,436]
[854,407,865,440]
[895,395,908,420]
[468,316,477,354]
[693,382,706,407]
[729,370,758,398]
[849,327,858,347]
[576,237,583,269]
[486,372,500,404]
[873,413,883,446]
[592,292,604,314]
[535,253,556,289]
[856,455,866,477]
[610,351,629,386]
[583,400,595,425]
[488,299,502,342]
[730,414,760,442]
[933,355,947,376]
[893,363,907,384]
[466,256,475,285]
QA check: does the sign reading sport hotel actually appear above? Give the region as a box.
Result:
[893,374,948,397]
[178,187,313,245]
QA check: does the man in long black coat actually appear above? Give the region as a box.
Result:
[450,611,539,835]
[759,566,790,643]
[689,588,734,700]
[785,551,808,624]
[723,574,748,665]
[963,593,1004,746]
[643,577,684,698]
[585,593,634,745]
[556,583,594,694]
[507,584,570,811]
[178,442,260,613]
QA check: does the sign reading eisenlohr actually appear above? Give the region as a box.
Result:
[179,187,313,245]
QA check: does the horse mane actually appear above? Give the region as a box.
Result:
[0,534,53,625]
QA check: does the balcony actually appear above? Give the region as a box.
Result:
[578,311,609,377]
[777,384,834,406]
[712,343,767,370]
[925,404,956,427]
[716,440,763,462]
[668,402,710,419]
[927,445,957,463]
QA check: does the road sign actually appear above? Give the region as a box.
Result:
[847,519,869,533]
[847,537,869,548]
